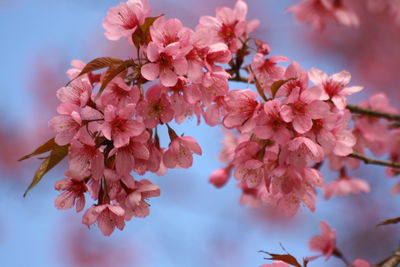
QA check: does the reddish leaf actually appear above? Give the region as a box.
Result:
[254,75,268,102]
[95,60,134,99]
[67,57,124,85]
[18,138,57,161]
[132,15,163,48]
[23,144,69,197]
[270,78,296,98]
[260,251,302,267]
[377,217,400,226]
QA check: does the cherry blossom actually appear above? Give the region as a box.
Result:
[288,0,359,30]
[103,0,151,41]
[308,221,336,259]
[82,204,125,236]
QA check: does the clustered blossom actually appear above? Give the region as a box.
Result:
[46,0,256,236]
[289,0,400,31]
[288,0,359,30]
[24,0,399,242]
[210,59,365,216]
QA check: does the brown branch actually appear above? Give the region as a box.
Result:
[348,153,400,169]
[346,104,400,122]
[377,246,400,267]
[229,75,249,83]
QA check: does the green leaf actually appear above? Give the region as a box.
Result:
[23,144,69,197]
[260,251,302,267]
[95,60,134,99]
[270,78,296,98]
[66,57,124,86]
[377,217,400,226]
[18,138,57,161]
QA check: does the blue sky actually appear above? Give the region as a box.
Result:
[0,1,398,266]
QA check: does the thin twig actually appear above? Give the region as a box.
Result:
[346,104,400,122]
[348,153,400,169]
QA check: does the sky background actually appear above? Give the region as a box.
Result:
[0,0,399,266]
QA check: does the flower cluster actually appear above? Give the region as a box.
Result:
[22,0,400,239]
[41,0,258,235]
[289,0,400,30]
[210,57,364,216]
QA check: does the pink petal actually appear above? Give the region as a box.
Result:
[160,68,178,87]
[141,63,160,81]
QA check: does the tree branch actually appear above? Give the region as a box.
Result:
[348,153,400,169]
[377,246,400,267]
[346,104,400,122]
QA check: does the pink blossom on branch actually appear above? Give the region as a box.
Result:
[308,221,336,260]
[323,175,370,199]
[82,204,125,236]
[288,0,359,30]
[103,0,151,41]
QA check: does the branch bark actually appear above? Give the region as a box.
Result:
[377,246,400,267]
[348,153,400,169]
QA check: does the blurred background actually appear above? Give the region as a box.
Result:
[1,0,400,266]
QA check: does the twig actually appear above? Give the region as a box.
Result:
[377,246,400,267]
[348,153,400,169]
[346,104,400,122]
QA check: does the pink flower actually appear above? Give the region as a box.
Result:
[280,86,329,134]
[260,262,290,267]
[355,93,397,155]
[277,62,309,98]
[56,78,92,107]
[100,77,140,108]
[203,42,232,70]
[54,178,88,212]
[136,84,174,128]
[121,179,160,220]
[149,16,192,48]
[103,0,150,41]
[65,141,104,181]
[141,17,192,87]
[287,137,325,167]
[209,167,231,188]
[288,0,359,30]
[223,89,259,130]
[239,180,263,208]
[323,176,370,199]
[351,258,372,267]
[309,68,363,110]
[82,204,125,236]
[197,0,259,52]
[49,105,83,146]
[251,54,288,89]
[253,100,292,145]
[102,104,145,148]
[113,132,150,175]
[141,42,189,87]
[49,105,100,146]
[332,113,356,157]
[264,167,323,214]
[163,136,202,168]
[308,221,336,259]
[234,159,266,188]
[201,70,230,106]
